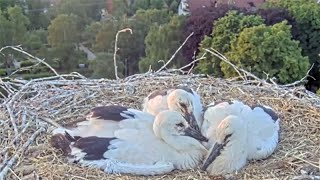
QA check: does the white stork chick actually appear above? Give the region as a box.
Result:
[142,87,203,131]
[201,100,251,148]
[246,104,280,160]
[201,115,248,176]
[51,110,208,175]
[201,100,280,161]
[52,105,155,139]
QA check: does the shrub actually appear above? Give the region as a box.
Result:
[196,11,264,76]
[0,69,6,76]
[223,21,310,84]
[265,0,320,88]
[23,72,55,80]
[265,0,320,63]
[20,60,35,67]
[89,52,124,79]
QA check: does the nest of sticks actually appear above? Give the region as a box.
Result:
[0,70,319,180]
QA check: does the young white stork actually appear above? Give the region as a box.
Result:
[142,87,204,131]
[201,115,248,175]
[51,109,208,175]
[201,100,280,161]
[52,105,155,139]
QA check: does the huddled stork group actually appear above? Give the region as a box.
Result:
[50,87,280,176]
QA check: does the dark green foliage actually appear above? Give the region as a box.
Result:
[20,60,35,67]
[266,0,320,90]
[196,11,264,76]
[89,52,124,79]
[22,72,55,80]
[182,4,243,64]
[93,9,172,75]
[0,0,23,11]
[25,0,50,30]
[139,15,186,72]
[223,22,310,84]
[250,7,300,40]
[51,0,105,26]
[0,68,6,76]
[48,14,80,47]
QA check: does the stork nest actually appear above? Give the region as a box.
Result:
[0,72,319,180]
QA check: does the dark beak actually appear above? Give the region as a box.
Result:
[184,126,208,142]
[185,112,201,133]
[201,143,224,171]
[201,134,231,171]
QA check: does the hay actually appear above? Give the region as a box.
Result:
[0,71,319,180]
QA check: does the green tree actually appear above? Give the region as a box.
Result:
[0,5,30,74]
[48,14,81,71]
[223,21,310,84]
[93,9,172,75]
[196,11,264,76]
[139,15,186,72]
[48,14,80,47]
[82,21,102,48]
[266,0,320,64]
[25,29,48,54]
[25,0,50,30]
[89,52,124,79]
[0,0,23,11]
[51,0,105,27]
[7,5,30,44]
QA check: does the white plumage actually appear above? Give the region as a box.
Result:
[142,87,204,129]
[201,115,248,175]
[51,109,208,175]
[52,105,155,138]
[201,100,280,161]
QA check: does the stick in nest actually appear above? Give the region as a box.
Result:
[0,46,63,80]
[114,28,133,80]
[0,127,45,180]
[156,32,194,73]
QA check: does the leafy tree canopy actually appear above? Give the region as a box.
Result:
[223,21,310,84]
[139,15,186,72]
[48,14,80,47]
[89,52,124,79]
[196,11,264,76]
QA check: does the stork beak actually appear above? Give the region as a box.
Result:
[185,112,201,133]
[184,126,208,142]
[201,142,224,171]
[201,134,232,171]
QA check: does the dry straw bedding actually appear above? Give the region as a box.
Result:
[0,72,319,180]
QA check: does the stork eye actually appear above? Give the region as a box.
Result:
[176,123,184,127]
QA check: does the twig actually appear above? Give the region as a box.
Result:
[157,32,194,72]
[0,127,45,180]
[204,48,247,82]
[0,46,63,80]
[280,64,315,88]
[114,28,133,80]
[179,52,207,71]
[5,104,19,136]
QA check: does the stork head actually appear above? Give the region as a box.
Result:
[201,115,247,172]
[167,89,200,131]
[153,110,208,143]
